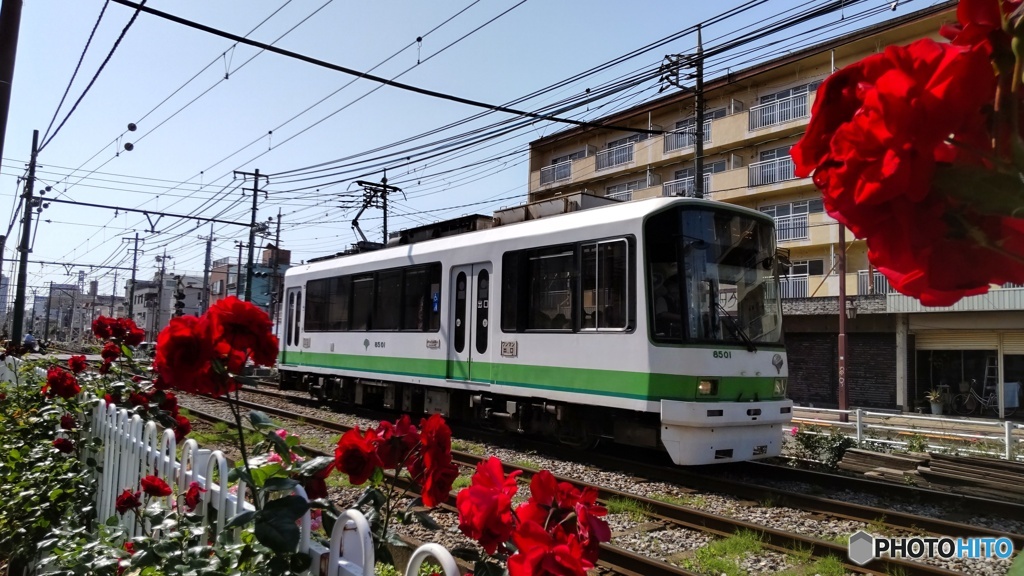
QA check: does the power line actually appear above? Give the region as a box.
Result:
[108,0,663,136]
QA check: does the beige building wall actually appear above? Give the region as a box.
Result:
[526,5,957,301]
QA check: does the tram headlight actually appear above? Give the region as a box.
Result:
[774,377,788,397]
[697,379,718,396]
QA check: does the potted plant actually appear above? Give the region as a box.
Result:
[925,389,944,415]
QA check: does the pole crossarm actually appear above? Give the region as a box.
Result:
[42,197,251,227]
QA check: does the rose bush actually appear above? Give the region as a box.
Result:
[333,413,460,564]
[791,0,1024,306]
[454,456,611,576]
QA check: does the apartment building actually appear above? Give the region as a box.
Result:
[525,2,1024,415]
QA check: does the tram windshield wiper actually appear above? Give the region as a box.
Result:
[716,301,757,352]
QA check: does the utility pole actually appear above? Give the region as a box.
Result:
[693,24,705,199]
[43,280,51,340]
[11,129,37,345]
[200,224,215,313]
[234,241,244,297]
[354,169,404,246]
[124,232,141,319]
[154,250,170,339]
[838,227,849,422]
[233,169,268,302]
[0,0,24,167]
[110,269,118,316]
[271,209,281,331]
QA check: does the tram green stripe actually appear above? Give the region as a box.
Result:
[281,351,777,402]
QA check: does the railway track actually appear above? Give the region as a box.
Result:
[183,392,1018,575]
[241,380,1024,518]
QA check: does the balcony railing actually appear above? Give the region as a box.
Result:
[748,93,809,130]
[748,156,797,187]
[775,213,808,242]
[857,270,895,295]
[606,189,633,201]
[663,120,712,153]
[662,173,711,197]
[595,142,634,171]
[778,275,808,299]
[540,160,573,185]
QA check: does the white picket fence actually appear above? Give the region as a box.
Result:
[87,398,461,576]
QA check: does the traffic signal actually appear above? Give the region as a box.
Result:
[173,276,186,317]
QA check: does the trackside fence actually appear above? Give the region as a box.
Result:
[46,397,462,576]
[792,407,1024,461]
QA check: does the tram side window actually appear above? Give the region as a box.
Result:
[328,277,351,331]
[581,240,629,330]
[304,278,330,331]
[374,270,403,330]
[401,264,441,331]
[351,275,374,330]
[501,253,521,332]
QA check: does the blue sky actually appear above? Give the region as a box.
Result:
[0,0,930,304]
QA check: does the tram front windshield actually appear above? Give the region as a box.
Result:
[646,206,782,346]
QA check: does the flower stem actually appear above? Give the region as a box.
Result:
[228,387,258,510]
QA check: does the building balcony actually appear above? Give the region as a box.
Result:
[774,213,808,242]
[663,120,712,154]
[662,173,711,197]
[858,270,896,295]
[595,142,635,171]
[748,156,797,187]
[540,160,573,185]
[748,93,809,131]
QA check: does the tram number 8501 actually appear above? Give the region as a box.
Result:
[712,350,732,359]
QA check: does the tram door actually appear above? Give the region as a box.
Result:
[447,263,492,381]
[281,287,302,364]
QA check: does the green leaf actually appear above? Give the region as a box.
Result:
[295,456,333,477]
[252,513,300,555]
[248,411,275,430]
[225,510,257,529]
[472,560,510,576]
[264,429,290,459]
[262,494,309,522]
[8,448,20,461]
[262,477,300,493]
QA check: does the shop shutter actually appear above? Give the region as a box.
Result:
[913,331,998,350]
[1002,333,1024,354]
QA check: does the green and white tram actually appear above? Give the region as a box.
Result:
[278,197,793,465]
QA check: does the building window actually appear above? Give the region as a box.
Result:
[749,145,797,186]
[502,239,633,332]
[605,179,645,201]
[606,133,649,149]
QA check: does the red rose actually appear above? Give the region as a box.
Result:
[508,521,590,576]
[174,414,192,441]
[154,316,230,396]
[158,392,178,413]
[206,297,279,368]
[456,457,521,555]
[184,481,206,511]
[418,413,453,473]
[53,437,74,453]
[140,475,172,497]
[119,319,146,347]
[60,414,77,430]
[333,427,382,485]
[124,542,135,555]
[68,355,87,374]
[573,499,611,564]
[128,393,148,407]
[99,361,111,375]
[43,367,80,399]
[421,460,459,508]
[101,342,122,363]
[92,316,116,340]
[115,489,141,515]
[376,415,420,470]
